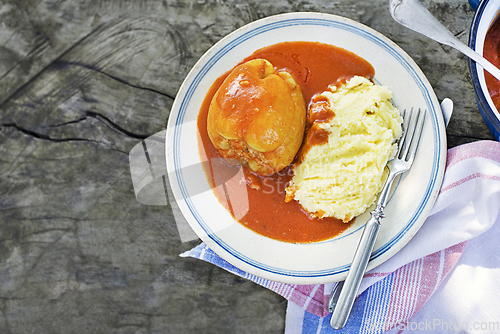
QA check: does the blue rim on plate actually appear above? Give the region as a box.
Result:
[168,12,446,283]
[468,0,500,141]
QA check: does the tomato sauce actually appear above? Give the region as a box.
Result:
[197,41,375,243]
[484,14,500,110]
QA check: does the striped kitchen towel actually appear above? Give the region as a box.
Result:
[181,140,500,333]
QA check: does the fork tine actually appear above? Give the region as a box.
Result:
[397,108,412,159]
[401,108,418,160]
[405,108,426,164]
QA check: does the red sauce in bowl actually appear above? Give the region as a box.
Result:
[197,41,375,243]
[483,15,500,110]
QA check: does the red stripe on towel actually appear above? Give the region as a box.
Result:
[447,140,500,169]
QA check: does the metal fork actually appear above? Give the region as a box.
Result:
[328,107,426,329]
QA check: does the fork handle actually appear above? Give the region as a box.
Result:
[330,207,383,329]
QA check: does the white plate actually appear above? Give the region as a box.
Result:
[166,12,446,284]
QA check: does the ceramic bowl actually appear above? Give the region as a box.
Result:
[468,0,500,141]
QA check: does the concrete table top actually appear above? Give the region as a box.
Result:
[0,0,495,333]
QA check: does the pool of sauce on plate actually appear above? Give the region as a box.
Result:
[197,41,375,243]
[483,14,500,110]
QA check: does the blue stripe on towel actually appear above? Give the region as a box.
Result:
[184,243,250,278]
[360,273,395,333]
[302,310,321,332]
[299,273,395,334]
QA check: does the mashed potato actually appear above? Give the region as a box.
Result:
[285,76,403,222]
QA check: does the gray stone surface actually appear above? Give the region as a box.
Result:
[0,0,495,333]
